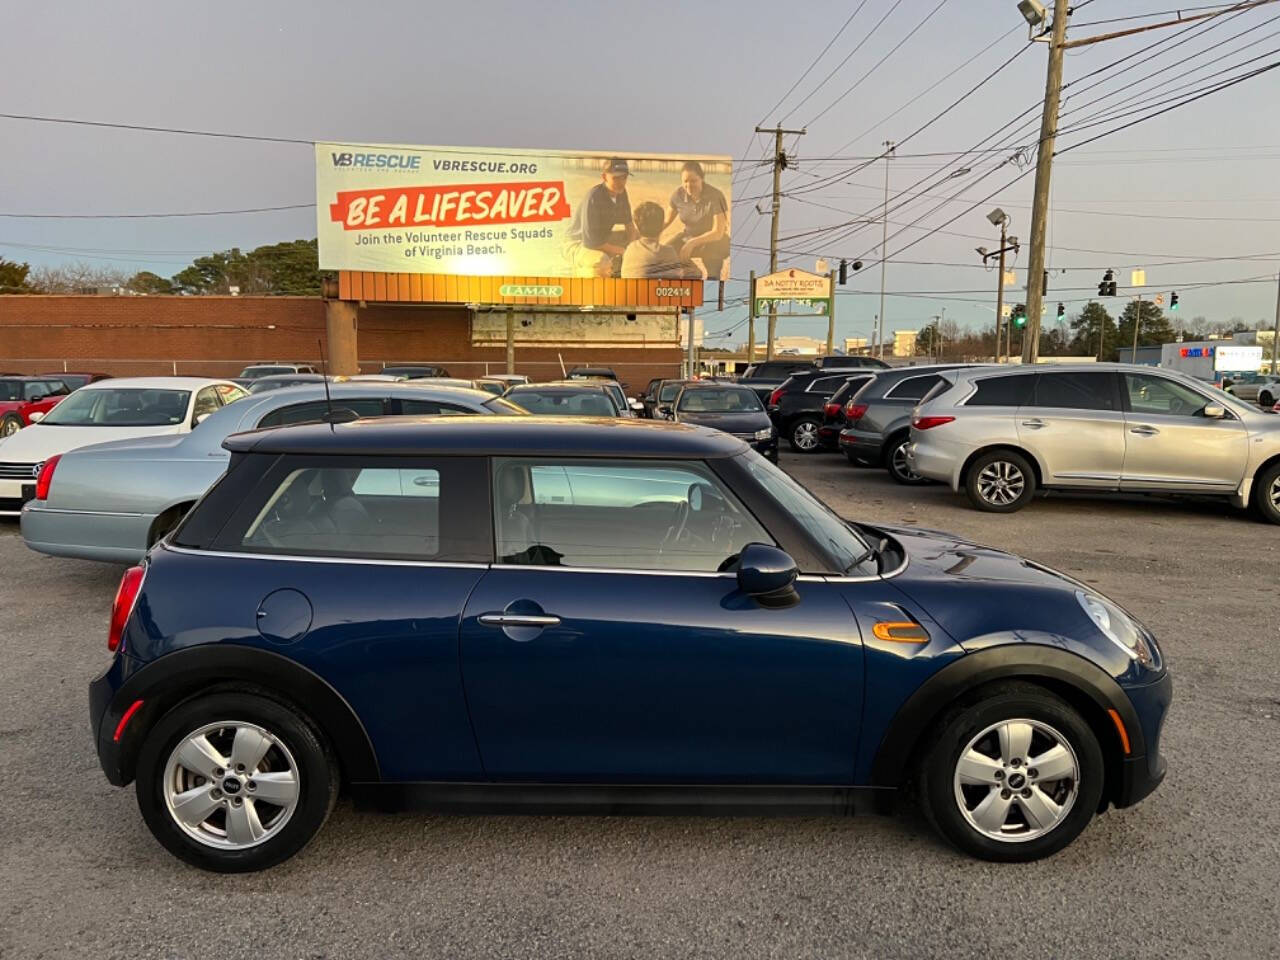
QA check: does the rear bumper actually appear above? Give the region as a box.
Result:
[90,653,139,787]
[21,502,152,563]
[818,424,842,448]
[1114,670,1173,809]
[904,435,964,488]
[837,428,881,458]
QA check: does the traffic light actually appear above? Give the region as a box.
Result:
[1057,302,1065,319]
[1013,304,1027,328]
[1170,291,1179,311]
[837,259,863,285]
[1098,269,1117,297]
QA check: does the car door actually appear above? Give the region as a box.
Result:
[1120,371,1248,491]
[26,381,67,421]
[1016,372,1126,487]
[459,456,865,784]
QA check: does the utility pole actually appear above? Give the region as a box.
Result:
[747,270,756,367]
[1132,293,1143,361]
[824,270,837,357]
[1272,272,1280,375]
[755,123,806,360]
[877,141,895,359]
[1021,0,1070,364]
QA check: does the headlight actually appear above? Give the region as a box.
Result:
[1075,590,1154,667]
[753,428,773,441]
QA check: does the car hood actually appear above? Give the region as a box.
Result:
[0,423,185,461]
[870,523,1141,675]
[675,411,771,434]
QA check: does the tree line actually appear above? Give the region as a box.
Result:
[0,239,326,296]
[917,299,1267,362]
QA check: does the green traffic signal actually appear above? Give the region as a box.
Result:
[1170,291,1179,310]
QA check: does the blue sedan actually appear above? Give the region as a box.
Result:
[90,418,1171,872]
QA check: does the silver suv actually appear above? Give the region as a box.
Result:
[907,363,1280,524]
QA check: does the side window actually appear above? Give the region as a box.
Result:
[398,399,473,416]
[967,374,1034,407]
[256,397,385,428]
[1032,372,1119,411]
[192,387,221,421]
[241,466,440,557]
[1124,374,1214,418]
[492,458,772,572]
[886,374,943,400]
[808,375,847,394]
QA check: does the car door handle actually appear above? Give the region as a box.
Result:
[478,613,562,628]
[1129,426,1160,436]
[1020,418,1045,428]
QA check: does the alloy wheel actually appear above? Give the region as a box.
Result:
[1270,473,1280,512]
[0,419,18,437]
[162,721,300,850]
[977,460,1025,506]
[953,718,1079,843]
[793,421,820,451]
[891,441,921,481]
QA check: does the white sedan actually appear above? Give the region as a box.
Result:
[0,377,245,516]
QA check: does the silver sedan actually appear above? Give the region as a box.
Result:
[21,381,520,563]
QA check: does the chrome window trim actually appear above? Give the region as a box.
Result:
[163,544,489,569]
[163,544,905,582]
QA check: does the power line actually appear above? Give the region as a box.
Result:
[756,0,872,125]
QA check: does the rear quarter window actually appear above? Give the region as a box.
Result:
[885,374,943,401]
[965,374,1034,407]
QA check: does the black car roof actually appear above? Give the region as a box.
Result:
[223,416,748,458]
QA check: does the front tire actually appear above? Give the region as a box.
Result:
[918,682,1105,862]
[1253,461,1280,525]
[135,691,338,872]
[789,417,822,453]
[965,449,1036,512]
[1260,390,1274,408]
[0,413,22,438]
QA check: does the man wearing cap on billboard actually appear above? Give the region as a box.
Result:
[564,157,638,277]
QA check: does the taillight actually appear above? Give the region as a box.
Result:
[823,402,841,417]
[34,454,61,500]
[845,402,868,422]
[768,388,784,406]
[912,416,955,430]
[108,565,145,653]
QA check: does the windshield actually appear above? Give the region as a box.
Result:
[41,388,191,426]
[740,453,871,572]
[483,397,530,415]
[677,388,763,413]
[658,381,685,402]
[507,391,616,416]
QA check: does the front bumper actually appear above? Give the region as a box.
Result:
[749,437,779,461]
[1114,670,1173,809]
[0,475,37,516]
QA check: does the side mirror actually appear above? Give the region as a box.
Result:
[27,411,45,423]
[657,405,672,417]
[29,395,44,403]
[628,398,644,412]
[1202,403,1225,419]
[194,412,213,425]
[736,543,799,608]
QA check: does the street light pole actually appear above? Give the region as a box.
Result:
[877,141,894,359]
[1021,0,1070,364]
[995,220,1008,363]
[1272,271,1280,375]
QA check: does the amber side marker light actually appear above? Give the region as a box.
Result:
[872,621,930,643]
[1107,708,1132,755]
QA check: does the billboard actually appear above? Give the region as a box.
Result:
[753,268,833,315]
[316,143,731,282]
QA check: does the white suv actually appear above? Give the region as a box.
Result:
[907,363,1280,523]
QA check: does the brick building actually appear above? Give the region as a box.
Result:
[0,295,684,388]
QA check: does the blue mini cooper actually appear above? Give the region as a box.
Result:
[91,418,1171,872]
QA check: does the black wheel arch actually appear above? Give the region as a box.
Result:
[869,645,1146,809]
[95,644,379,788]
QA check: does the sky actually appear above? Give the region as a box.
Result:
[3,0,1279,349]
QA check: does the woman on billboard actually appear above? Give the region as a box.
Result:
[663,160,730,280]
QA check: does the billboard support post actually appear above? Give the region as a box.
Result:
[825,270,836,357]
[323,299,359,376]
[686,307,697,379]
[505,308,516,374]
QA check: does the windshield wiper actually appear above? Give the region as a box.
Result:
[846,536,889,574]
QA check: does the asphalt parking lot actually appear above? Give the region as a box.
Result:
[2,453,1279,960]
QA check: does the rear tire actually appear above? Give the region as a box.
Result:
[789,417,822,453]
[1253,461,1280,525]
[885,434,927,485]
[135,691,338,873]
[965,449,1036,512]
[918,682,1104,862]
[1260,390,1274,409]
[0,414,22,438]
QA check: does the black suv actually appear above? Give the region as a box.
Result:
[767,370,876,453]
[818,375,879,451]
